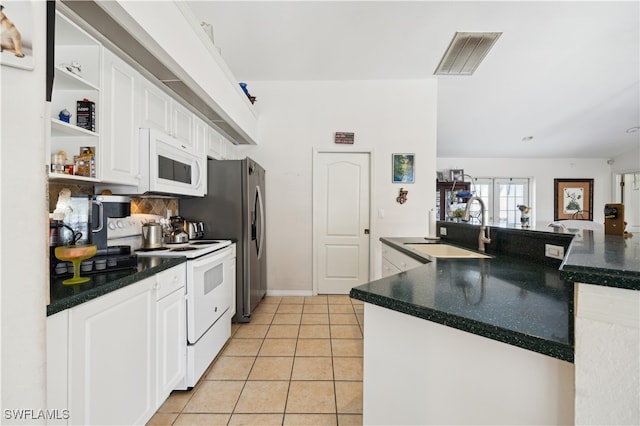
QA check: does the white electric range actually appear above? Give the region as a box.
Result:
[111,214,235,388]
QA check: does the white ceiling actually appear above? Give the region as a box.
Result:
[186,1,640,159]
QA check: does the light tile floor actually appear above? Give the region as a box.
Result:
[147,295,364,426]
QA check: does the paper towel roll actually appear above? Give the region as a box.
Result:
[428,209,437,238]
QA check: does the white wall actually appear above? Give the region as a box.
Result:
[242,80,438,292]
[0,0,48,418]
[437,157,612,224]
[611,144,640,174]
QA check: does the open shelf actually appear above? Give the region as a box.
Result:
[54,66,100,91]
[51,119,99,138]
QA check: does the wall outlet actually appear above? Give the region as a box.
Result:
[440,227,447,236]
[545,244,565,260]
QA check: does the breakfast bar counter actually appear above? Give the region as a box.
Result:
[351,236,574,362]
[350,223,639,425]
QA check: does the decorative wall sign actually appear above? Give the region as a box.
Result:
[335,132,355,144]
[554,179,594,220]
[392,153,415,183]
[0,2,34,70]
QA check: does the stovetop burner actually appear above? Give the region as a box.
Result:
[188,240,226,245]
[170,247,197,252]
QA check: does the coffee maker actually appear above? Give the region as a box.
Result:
[91,195,131,254]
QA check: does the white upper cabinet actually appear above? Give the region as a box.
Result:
[207,126,235,160]
[138,79,199,151]
[139,79,172,135]
[101,49,141,185]
[171,100,194,148]
[207,126,223,160]
[193,115,208,158]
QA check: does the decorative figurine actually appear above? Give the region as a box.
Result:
[63,61,82,76]
[239,82,257,104]
[517,204,531,228]
[58,109,71,123]
[396,188,408,204]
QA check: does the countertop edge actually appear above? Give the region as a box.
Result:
[350,287,574,363]
[560,234,640,291]
[559,267,640,290]
[47,257,187,316]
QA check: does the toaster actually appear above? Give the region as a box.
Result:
[186,221,204,240]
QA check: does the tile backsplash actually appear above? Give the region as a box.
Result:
[48,181,178,219]
[131,198,179,217]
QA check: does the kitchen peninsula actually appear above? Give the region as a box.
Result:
[350,222,640,425]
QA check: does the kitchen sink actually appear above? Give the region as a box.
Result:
[405,243,491,259]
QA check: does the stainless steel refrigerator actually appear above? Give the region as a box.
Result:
[180,157,266,323]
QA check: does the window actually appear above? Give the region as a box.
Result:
[466,178,530,225]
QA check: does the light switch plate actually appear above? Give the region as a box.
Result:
[545,244,564,260]
[440,227,447,236]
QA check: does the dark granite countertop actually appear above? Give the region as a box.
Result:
[560,232,640,290]
[351,237,574,362]
[48,256,186,316]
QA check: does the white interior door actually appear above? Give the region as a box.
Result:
[314,152,371,294]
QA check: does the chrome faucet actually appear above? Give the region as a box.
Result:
[462,197,491,252]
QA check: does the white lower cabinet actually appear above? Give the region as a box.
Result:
[68,276,155,426]
[47,264,186,426]
[154,266,187,407]
[381,257,402,278]
[381,243,424,277]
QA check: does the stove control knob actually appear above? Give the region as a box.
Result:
[108,222,117,230]
[117,220,125,229]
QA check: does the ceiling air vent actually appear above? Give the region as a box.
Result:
[434,32,502,76]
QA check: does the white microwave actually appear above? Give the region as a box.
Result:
[98,129,205,197]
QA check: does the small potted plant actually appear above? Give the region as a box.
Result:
[451,208,465,222]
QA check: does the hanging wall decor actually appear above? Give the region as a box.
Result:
[554,179,594,220]
[392,153,415,183]
[0,2,34,70]
[396,188,408,204]
[335,132,355,144]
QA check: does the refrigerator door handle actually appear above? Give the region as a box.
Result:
[256,185,265,260]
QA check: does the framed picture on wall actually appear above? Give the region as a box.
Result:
[0,2,35,70]
[449,169,464,182]
[392,153,415,183]
[554,179,594,220]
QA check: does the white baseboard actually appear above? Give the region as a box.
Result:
[266,289,315,297]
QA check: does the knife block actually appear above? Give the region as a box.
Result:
[604,203,625,236]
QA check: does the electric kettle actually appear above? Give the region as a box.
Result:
[142,220,164,249]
